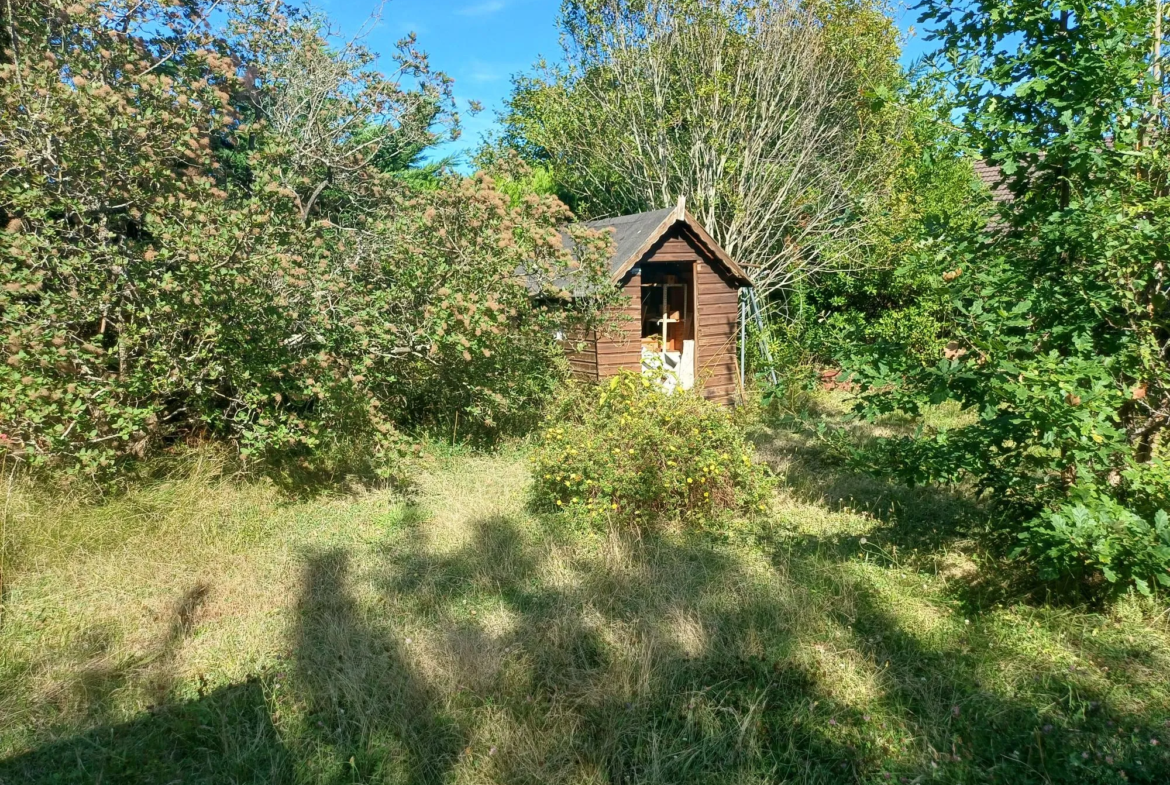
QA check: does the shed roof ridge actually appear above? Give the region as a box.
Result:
[549,202,752,292]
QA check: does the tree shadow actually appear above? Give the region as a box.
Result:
[47,581,212,725]
[0,581,292,784]
[756,420,1048,613]
[837,576,1170,783]
[0,679,291,785]
[746,413,1170,780]
[7,484,1162,784]
[765,422,981,535]
[372,513,868,783]
[365,504,1170,783]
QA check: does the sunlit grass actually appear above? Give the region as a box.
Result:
[1,421,1168,783]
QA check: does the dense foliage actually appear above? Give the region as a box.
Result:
[531,372,772,525]
[797,81,986,367]
[0,0,617,480]
[848,0,1170,596]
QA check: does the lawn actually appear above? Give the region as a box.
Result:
[1,409,1168,784]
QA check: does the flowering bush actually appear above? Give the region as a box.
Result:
[531,372,772,525]
[0,0,616,480]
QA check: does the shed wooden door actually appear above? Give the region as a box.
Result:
[653,227,740,404]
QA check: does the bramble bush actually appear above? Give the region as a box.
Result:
[531,372,772,526]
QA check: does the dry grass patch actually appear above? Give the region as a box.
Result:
[1,430,1168,784]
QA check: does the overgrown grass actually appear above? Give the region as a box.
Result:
[1,406,1168,784]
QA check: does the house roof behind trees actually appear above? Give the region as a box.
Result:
[973,160,1014,204]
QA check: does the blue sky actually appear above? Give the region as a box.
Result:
[319,1,937,168]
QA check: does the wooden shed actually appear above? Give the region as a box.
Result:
[562,198,751,405]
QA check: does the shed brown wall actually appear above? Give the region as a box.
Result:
[597,271,643,377]
[592,227,742,405]
[564,327,599,382]
[695,256,740,405]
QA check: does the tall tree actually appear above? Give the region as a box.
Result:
[852,0,1170,595]
[499,0,909,299]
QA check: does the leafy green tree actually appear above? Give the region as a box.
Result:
[802,77,985,366]
[473,142,566,206]
[850,0,1170,596]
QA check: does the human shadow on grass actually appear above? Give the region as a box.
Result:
[373,513,876,783]
[0,582,293,784]
[288,547,466,784]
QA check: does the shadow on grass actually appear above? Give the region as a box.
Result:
[5,477,1165,784]
[837,577,1170,784]
[0,680,291,785]
[287,547,466,784]
[754,419,1170,781]
[369,511,1168,783]
[766,421,979,533]
[758,419,1046,612]
[259,457,409,501]
[0,579,292,785]
[370,513,873,782]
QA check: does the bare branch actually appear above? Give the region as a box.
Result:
[526,0,892,302]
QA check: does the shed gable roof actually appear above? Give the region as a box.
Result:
[578,198,751,287]
[583,207,676,278]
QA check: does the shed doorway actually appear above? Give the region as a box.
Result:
[639,263,695,391]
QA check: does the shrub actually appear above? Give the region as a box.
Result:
[531,372,772,525]
[1017,494,1170,598]
[746,317,821,416]
[844,0,1170,599]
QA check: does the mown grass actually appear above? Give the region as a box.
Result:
[1,404,1168,784]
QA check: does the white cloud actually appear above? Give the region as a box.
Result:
[457,0,505,16]
[467,61,505,83]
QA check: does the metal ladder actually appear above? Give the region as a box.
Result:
[739,287,778,390]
